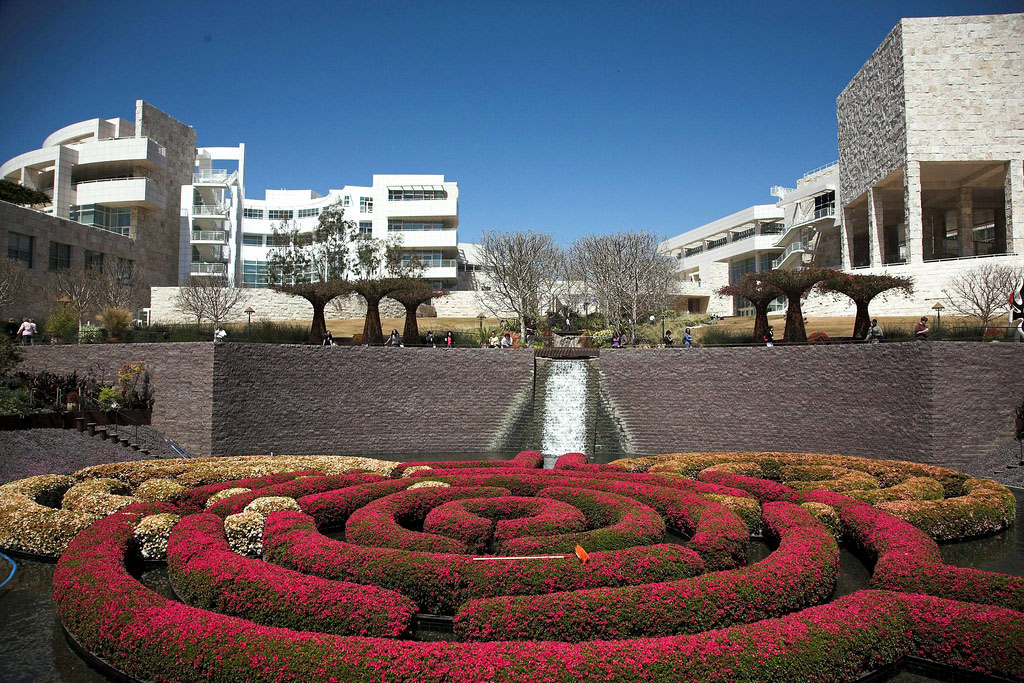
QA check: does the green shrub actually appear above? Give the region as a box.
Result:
[97,308,132,339]
[79,323,104,344]
[43,306,80,341]
[880,324,913,341]
[698,327,752,346]
[591,329,614,348]
[0,335,21,379]
[0,386,32,417]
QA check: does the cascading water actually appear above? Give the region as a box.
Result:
[540,360,589,466]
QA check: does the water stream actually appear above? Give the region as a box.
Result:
[539,360,589,466]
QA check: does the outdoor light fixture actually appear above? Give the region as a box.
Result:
[932,302,944,333]
[477,313,486,331]
[245,306,255,342]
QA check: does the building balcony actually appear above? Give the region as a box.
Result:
[74,137,167,168]
[772,241,810,269]
[191,230,227,244]
[193,169,238,186]
[189,262,228,276]
[384,197,458,220]
[420,261,458,279]
[390,229,458,248]
[74,177,165,209]
[192,204,230,218]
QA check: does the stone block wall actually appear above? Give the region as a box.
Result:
[17,343,214,457]
[598,343,1024,469]
[838,21,906,206]
[210,345,534,456]
[0,200,144,319]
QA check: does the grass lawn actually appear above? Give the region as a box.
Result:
[323,317,503,337]
[687,314,1000,342]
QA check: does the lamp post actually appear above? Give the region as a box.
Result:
[932,302,944,336]
[244,306,255,342]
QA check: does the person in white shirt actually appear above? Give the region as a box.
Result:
[214,326,227,343]
[17,318,33,345]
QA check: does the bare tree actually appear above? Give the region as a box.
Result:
[943,263,1024,332]
[53,266,106,327]
[0,257,29,313]
[478,230,562,339]
[97,259,149,312]
[571,231,677,341]
[175,277,248,328]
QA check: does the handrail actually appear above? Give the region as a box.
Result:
[73,176,146,186]
[802,160,838,178]
[190,262,227,274]
[191,230,227,242]
[772,241,808,268]
[192,204,229,216]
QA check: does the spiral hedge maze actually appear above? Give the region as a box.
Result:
[0,450,1022,681]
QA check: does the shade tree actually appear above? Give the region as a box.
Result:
[755,268,832,342]
[717,275,783,344]
[817,272,914,339]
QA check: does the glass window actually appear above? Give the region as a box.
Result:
[7,232,33,268]
[48,241,71,270]
[814,191,835,218]
[358,221,372,238]
[115,258,133,284]
[243,208,264,219]
[388,188,447,201]
[69,204,130,236]
[343,196,350,207]
[760,253,778,271]
[760,222,785,235]
[388,221,446,231]
[242,260,269,288]
[242,233,264,247]
[84,250,103,270]
[268,209,294,220]
[359,197,373,213]
[297,208,319,218]
[730,257,756,284]
[403,249,445,266]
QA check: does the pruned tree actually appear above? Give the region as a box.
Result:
[98,259,149,312]
[756,268,831,342]
[267,201,353,342]
[478,230,562,339]
[0,257,29,313]
[389,281,449,345]
[571,231,677,342]
[349,235,425,345]
[52,266,107,329]
[942,263,1024,332]
[718,275,783,343]
[174,276,248,328]
[817,272,914,339]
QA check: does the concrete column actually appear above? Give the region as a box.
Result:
[957,186,974,257]
[931,209,946,258]
[1007,160,1024,255]
[867,187,884,267]
[904,161,924,264]
[994,205,1007,254]
[840,206,854,269]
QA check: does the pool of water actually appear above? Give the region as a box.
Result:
[1,489,1021,682]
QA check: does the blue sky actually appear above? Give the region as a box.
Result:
[0,0,1018,243]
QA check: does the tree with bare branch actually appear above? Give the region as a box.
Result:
[718,275,783,344]
[52,266,107,329]
[175,277,248,329]
[347,235,426,345]
[571,231,677,342]
[98,259,149,312]
[942,263,1024,333]
[478,230,562,339]
[818,272,914,339]
[0,257,29,314]
[756,268,831,342]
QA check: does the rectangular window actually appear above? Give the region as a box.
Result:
[242,259,269,288]
[358,221,372,238]
[242,233,264,247]
[759,253,777,271]
[388,221,447,231]
[403,249,445,266]
[243,208,264,219]
[760,222,785,235]
[388,188,447,201]
[814,191,835,219]
[732,227,755,242]
[268,209,294,220]
[69,204,130,236]
[730,256,756,284]
[706,237,727,250]
[48,241,71,270]
[297,208,319,218]
[343,196,350,207]
[7,232,33,268]
[84,250,104,270]
[359,197,373,213]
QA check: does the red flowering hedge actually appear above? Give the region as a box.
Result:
[173,471,324,513]
[453,502,838,641]
[264,510,705,613]
[392,450,544,476]
[204,473,385,517]
[167,512,417,636]
[423,496,587,554]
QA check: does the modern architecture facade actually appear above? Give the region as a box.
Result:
[661,13,1024,318]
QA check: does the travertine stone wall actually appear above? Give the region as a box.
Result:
[210,345,535,456]
[0,200,143,319]
[902,14,1024,163]
[17,343,214,457]
[838,22,906,206]
[135,101,196,287]
[599,343,1024,469]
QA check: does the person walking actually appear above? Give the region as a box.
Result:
[866,319,884,344]
[387,329,402,347]
[17,318,33,346]
[525,325,536,347]
[444,330,454,348]
[914,317,929,343]
[426,330,435,348]
[683,327,693,348]
[764,325,774,347]
[6,318,17,341]
[214,326,227,344]
[322,330,334,346]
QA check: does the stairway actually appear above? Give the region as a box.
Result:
[75,417,150,455]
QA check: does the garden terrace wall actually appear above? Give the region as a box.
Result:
[17,343,214,457]
[598,343,1024,469]
[210,345,535,457]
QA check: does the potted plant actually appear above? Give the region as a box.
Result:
[97,307,132,342]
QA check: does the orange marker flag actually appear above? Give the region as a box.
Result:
[575,545,589,564]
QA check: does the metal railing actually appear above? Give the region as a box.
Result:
[420,259,458,268]
[189,262,227,275]
[191,230,227,242]
[802,160,838,178]
[193,169,231,183]
[772,241,808,268]
[73,176,145,186]
[192,204,229,216]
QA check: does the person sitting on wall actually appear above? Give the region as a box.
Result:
[214,326,227,344]
[663,330,673,348]
[683,328,693,348]
[386,329,402,347]
[489,332,501,348]
[500,332,513,348]
[444,330,454,348]
[425,330,435,348]
[866,319,884,344]
[322,330,334,347]
[764,325,774,347]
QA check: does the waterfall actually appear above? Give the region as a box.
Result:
[540,360,589,465]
